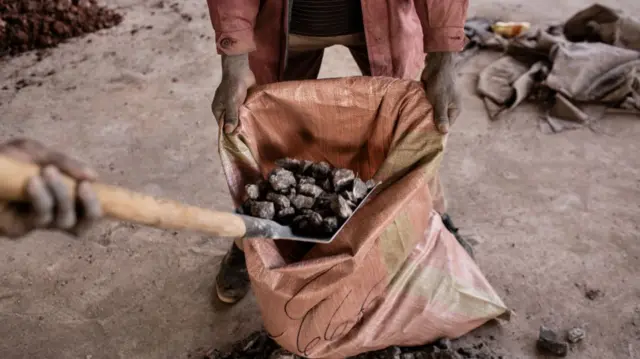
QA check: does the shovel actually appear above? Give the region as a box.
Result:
[0,155,379,244]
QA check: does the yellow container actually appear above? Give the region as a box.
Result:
[491,21,531,38]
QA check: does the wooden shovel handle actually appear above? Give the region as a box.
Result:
[0,155,247,238]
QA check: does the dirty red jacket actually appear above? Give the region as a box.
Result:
[207,0,468,84]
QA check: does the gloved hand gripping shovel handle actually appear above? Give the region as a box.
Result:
[0,155,253,239]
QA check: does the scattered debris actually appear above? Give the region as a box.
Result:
[15,79,31,91]
[435,338,452,351]
[201,331,504,359]
[537,326,569,357]
[566,327,586,344]
[268,349,297,359]
[0,0,123,57]
[166,2,193,24]
[129,25,153,36]
[201,331,281,359]
[585,288,604,300]
[240,158,377,236]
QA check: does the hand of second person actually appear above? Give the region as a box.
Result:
[211,54,256,134]
[421,52,461,134]
[0,139,102,239]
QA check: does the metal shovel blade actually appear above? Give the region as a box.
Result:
[240,183,382,244]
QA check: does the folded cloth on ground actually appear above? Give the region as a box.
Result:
[466,3,640,132]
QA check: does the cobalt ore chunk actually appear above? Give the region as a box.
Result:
[297,176,316,186]
[365,179,377,190]
[240,200,253,215]
[347,199,357,209]
[269,168,297,192]
[291,194,315,210]
[352,178,368,201]
[320,178,333,192]
[332,168,355,192]
[275,158,301,172]
[435,338,452,351]
[249,201,275,220]
[567,327,586,343]
[307,211,323,227]
[245,184,261,200]
[266,192,291,210]
[537,326,569,357]
[298,183,324,198]
[292,212,323,233]
[276,207,296,223]
[292,215,312,232]
[314,192,333,210]
[322,216,339,234]
[287,188,297,201]
[331,194,353,219]
[310,161,332,179]
[300,160,313,175]
[342,189,356,203]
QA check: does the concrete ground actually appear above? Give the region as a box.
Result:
[1,0,639,358]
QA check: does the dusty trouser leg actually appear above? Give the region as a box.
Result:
[348,43,372,76]
[215,235,251,304]
[283,49,325,81]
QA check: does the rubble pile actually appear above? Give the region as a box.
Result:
[0,0,122,56]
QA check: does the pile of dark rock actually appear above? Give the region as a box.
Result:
[241,158,377,236]
[0,0,122,56]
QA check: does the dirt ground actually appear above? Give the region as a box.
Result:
[1,0,639,358]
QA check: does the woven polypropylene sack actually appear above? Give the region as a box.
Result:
[219,77,508,359]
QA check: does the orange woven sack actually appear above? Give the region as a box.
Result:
[219,77,508,359]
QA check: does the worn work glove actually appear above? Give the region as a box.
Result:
[0,139,102,239]
[421,52,461,134]
[211,54,256,134]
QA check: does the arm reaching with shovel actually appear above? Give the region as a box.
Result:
[0,139,102,239]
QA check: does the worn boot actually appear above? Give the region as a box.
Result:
[441,213,475,259]
[215,242,251,304]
